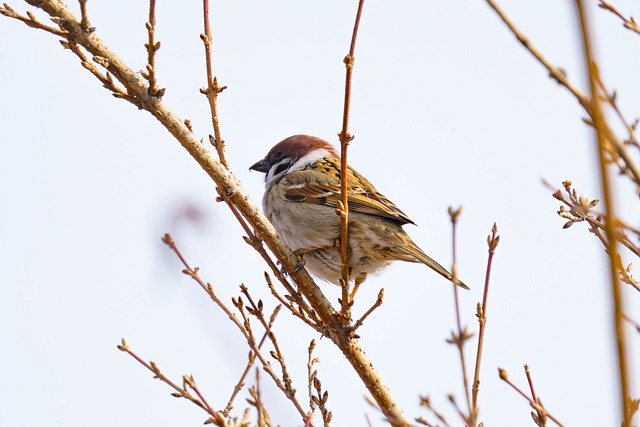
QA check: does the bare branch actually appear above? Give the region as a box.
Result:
[337,0,365,320]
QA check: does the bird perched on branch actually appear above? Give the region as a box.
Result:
[250,134,468,298]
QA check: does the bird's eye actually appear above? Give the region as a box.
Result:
[274,151,283,160]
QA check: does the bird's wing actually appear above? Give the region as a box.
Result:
[282,156,415,225]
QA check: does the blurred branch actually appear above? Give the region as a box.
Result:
[417,396,452,427]
[484,0,640,187]
[574,3,631,427]
[599,1,640,35]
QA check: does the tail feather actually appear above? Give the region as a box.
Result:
[404,244,469,290]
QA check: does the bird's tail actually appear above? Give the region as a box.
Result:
[404,244,469,290]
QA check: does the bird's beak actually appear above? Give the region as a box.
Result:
[249,158,270,173]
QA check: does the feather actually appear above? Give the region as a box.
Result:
[282,157,415,225]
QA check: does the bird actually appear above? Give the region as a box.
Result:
[250,134,468,298]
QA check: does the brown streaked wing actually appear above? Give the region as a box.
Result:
[282,157,415,225]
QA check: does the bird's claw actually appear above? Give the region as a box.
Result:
[279,253,306,278]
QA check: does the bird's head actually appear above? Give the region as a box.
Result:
[250,135,339,187]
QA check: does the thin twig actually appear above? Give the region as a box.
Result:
[240,286,297,401]
[337,0,365,320]
[352,289,384,331]
[419,396,453,427]
[77,0,93,32]
[184,375,218,422]
[219,189,321,326]
[142,0,164,98]
[307,339,318,421]
[222,306,281,416]
[117,339,218,419]
[550,181,640,259]
[448,206,472,419]
[470,223,499,424]
[598,1,640,35]
[0,4,67,37]
[161,233,312,424]
[596,80,638,149]
[525,364,547,427]
[264,273,326,334]
[498,368,565,427]
[255,368,265,427]
[447,394,470,426]
[200,0,228,168]
[574,4,631,426]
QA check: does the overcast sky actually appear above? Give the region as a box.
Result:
[1,1,639,426]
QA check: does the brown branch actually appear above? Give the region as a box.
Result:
[7,3,411,425]
[200,0,228,168]
[575,3,631,427]
[337,0,365,320]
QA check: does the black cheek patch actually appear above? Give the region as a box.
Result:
[273,162,290,177]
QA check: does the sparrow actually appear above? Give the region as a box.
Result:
[250,134,468,298]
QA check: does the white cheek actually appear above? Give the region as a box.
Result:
[289,149,333,172]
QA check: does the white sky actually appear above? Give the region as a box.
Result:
[1,1,639,426]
